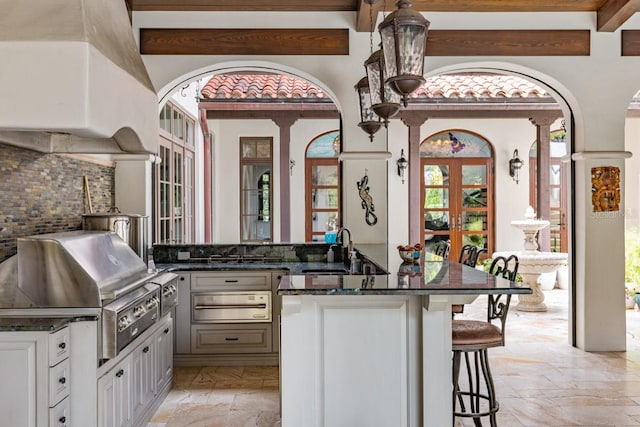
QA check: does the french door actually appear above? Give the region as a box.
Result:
[421,158,494,260]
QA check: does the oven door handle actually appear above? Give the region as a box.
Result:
[194,304,268,310]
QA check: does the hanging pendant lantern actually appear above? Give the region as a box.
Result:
[378,0,429,106]
[364,48,401,127]
[355,76,382,142]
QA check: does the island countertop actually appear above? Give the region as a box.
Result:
[277,253,532,296]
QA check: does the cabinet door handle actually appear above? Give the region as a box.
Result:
[225,337,239,341]
[224,279,239,283]
[116,369,124,378]
[180,277,185,281]
[164,328,170,334]
[59,416,66,423]
[58,342,66,350]
[58,377,66,384]
[143,346,150,353]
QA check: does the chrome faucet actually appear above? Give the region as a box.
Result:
[336,227,353,254]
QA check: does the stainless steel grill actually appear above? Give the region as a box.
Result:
[10,231,177,361]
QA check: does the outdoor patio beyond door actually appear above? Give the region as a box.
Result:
[420,130,494,259]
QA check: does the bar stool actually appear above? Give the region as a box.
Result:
[458,244,487,267]
[452,254,519,426]
[434,240,451,258]
[453,245,487,316]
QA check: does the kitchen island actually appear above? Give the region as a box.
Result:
[277,255,531,427]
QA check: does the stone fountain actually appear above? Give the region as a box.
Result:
[493,206,568,312]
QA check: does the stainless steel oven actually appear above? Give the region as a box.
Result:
[192,291,271,323]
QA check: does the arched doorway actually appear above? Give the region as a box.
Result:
[420,129,494,259]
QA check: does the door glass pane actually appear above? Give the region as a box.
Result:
[242,141,256,158]
[550,188,561,208]
[424,234,450,253]
[424,165,448,186]
[462,234,487,249]
[311,212,338,233]
[257,141,271,158]
[461,165,486,185]
[312,189,338,209]
[425,211,450,232]
[550,164,561,185]
[462,189,487,208]
[312,165,338,185]
[462,212,487,232]
[424,189,449,209]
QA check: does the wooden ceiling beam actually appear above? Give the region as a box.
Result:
[128,0,605,12]
[129,0,358,12]
[140,28,589,56]
[356,0,383,33]
[622,30,640,54]
[597,0,640,32]
[140,28,349,55]
[426,30,590,56]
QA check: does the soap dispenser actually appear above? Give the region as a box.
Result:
[349,250,361,273]
[327,246,335,263]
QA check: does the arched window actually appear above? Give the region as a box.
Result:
[420,130,494,260]
[305,130,341,242]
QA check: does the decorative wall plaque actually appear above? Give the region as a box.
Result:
[591,166,620,212]
[357,170,377,226]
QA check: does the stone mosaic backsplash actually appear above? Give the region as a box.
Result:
[0,145,115,262]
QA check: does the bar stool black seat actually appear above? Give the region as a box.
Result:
[452,254,519,426]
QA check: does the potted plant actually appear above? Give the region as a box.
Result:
[626,285,637,309]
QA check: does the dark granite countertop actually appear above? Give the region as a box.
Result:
[0,316,98,332]
[155,260,382,275]
[277,254,533,296]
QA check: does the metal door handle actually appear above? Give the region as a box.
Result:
[458,214,462,231]
[194,304,267,310]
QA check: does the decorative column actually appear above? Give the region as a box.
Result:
[400,112,429,245]
[199,108,212,243]
[273,115,298,242]
[530,113,560,252]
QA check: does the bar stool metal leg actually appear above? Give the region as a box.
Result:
[452,348,500,426]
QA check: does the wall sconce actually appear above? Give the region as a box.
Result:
[509,149,524,183]
[397,149,408,184]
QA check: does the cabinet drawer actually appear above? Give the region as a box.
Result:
[49,396,70,427]
[192,272,271,291]
[49,358,70,407]
[191,324,272,354]
[49,327,70,367]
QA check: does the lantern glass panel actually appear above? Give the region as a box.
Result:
[398,25,426,75]
[366,60,383,105]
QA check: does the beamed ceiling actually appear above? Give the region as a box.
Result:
[128,1,640,57]
[128,0,638,33]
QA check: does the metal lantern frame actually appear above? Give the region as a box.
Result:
[355,76,382,142]
[364,48,401,127]
[378,0,429,106]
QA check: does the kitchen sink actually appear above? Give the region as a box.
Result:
[301,268,350,275]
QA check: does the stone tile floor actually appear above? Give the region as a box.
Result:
[148,289,640,426]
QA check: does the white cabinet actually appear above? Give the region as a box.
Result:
[0,326,71,427]
[155,319,173,391]
[131,336,155,423]
[98,355,132,427]
[97,314,173,427]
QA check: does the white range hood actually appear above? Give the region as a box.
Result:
[0,0,158,154]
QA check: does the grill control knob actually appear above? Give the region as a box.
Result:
[133,306,146,318]
[118,316,131,331]
[146,296,160,310]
